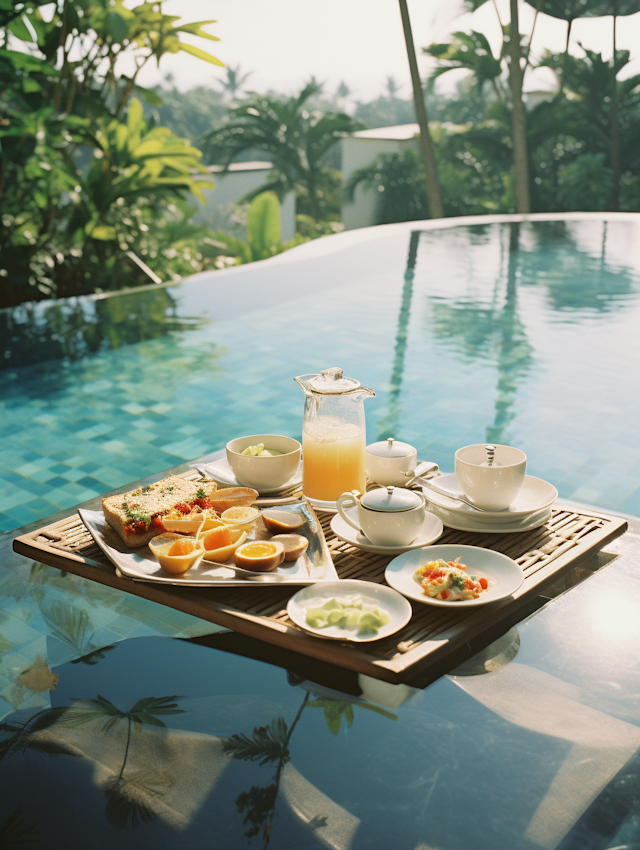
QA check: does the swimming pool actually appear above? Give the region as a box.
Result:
[3,214,640,849]
[2,213,640,532]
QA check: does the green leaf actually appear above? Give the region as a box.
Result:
[8,14,34,42]
[247,191,281,260]
[344,704,354,728]
[126,98,144,136]
[22,77,42,93]
[173,21,220,42]
[88,225,117,240]
[0,48,56,75]
[323,704,342,736]
[178,42,224,66]
[108,10,129,43]
[132,84,164,107]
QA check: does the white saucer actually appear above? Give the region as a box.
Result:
[330,506,444,554]
[194,458,302,495]
[422,474,557,522]
[429,503,552,534]
[305,496,339,514]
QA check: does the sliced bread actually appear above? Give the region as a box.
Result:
[102,475,218,548]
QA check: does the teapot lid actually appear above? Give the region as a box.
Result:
[366,437,416,459]
[306,367,361,395]
[361,486,422,512]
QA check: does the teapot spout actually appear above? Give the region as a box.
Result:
[293,375,316,397]
[355,385,376,400]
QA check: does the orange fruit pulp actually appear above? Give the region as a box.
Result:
[168,538,196,557]
[203,526,233,551]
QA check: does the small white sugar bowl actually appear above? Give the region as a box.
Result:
[365,438,417,487]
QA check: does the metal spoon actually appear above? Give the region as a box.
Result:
[409,477,506,514]
[226,565,286,582]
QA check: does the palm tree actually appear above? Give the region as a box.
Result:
[398,0,444,218]
[524,0,640,208]
[203,80,364,221]
[218,63,254,101]
[425,0,535,214]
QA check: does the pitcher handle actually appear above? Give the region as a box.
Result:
[337,490,362,532]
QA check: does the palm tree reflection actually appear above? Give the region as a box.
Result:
[376,230,420,440]
[428,223,533,445]
[223,689,396,848]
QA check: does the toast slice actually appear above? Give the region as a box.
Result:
[102,475,218,548]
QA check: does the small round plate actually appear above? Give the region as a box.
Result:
[385,544,524,608]
[304,496,339,514]
[287,580,412,642]
[422,474,557,521]
[330,507,443,554]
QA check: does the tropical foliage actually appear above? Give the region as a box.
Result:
[351,8,640,227]
[0,0,223,307]
[203,80,364,220]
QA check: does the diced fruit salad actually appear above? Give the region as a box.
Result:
[304,596,390,635]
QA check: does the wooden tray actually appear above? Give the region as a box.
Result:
[13,473,627,684]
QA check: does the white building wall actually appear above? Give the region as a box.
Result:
[341,125,420,231]
[190,162,296,242]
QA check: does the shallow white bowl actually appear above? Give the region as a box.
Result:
[226,434,301,490]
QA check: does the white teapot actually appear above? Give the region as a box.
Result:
[337,486,426,547]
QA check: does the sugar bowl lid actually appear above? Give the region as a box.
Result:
[366,437,416,459]
[361,486,422,512]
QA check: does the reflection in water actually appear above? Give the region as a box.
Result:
[223,684,396,848]
[0,804,39,845]
[377,231,420,440]
[0,285,208,370]
[15,656,59,694]
[0,669,396,847]
[517,220,636,314]
[487,223,534,444]
[62,694,186,830]
[428,223,534,445]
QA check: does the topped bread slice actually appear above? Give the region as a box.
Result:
[102,475,218,548]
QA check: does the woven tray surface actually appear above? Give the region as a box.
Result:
[30,501,618,665]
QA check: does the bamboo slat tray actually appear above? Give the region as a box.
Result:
[12,472,627,684]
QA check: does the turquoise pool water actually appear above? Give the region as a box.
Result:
[2,215,640,850]
[2,215,640,531]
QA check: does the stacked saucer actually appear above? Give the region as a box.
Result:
[421,474,558,533]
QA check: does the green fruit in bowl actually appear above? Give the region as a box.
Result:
[241,443,283,457]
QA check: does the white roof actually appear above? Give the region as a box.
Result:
[350,124,419,140]
[207,161,273,173]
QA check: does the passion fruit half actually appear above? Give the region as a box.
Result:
[221,506,261,534]
[268,533,308,561]
[261,509,306,534]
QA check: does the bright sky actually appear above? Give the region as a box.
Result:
[136,0,640,101]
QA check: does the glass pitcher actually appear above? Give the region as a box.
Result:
[294,367,375,502]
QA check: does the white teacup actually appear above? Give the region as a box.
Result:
[366,438,417,487]
[455,444,527,511]
[337,486,426,547]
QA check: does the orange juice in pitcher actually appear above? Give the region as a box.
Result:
[294,368,374,503]
[302,419,366,501]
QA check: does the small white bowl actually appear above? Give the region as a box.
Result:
[226,434,301,490]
